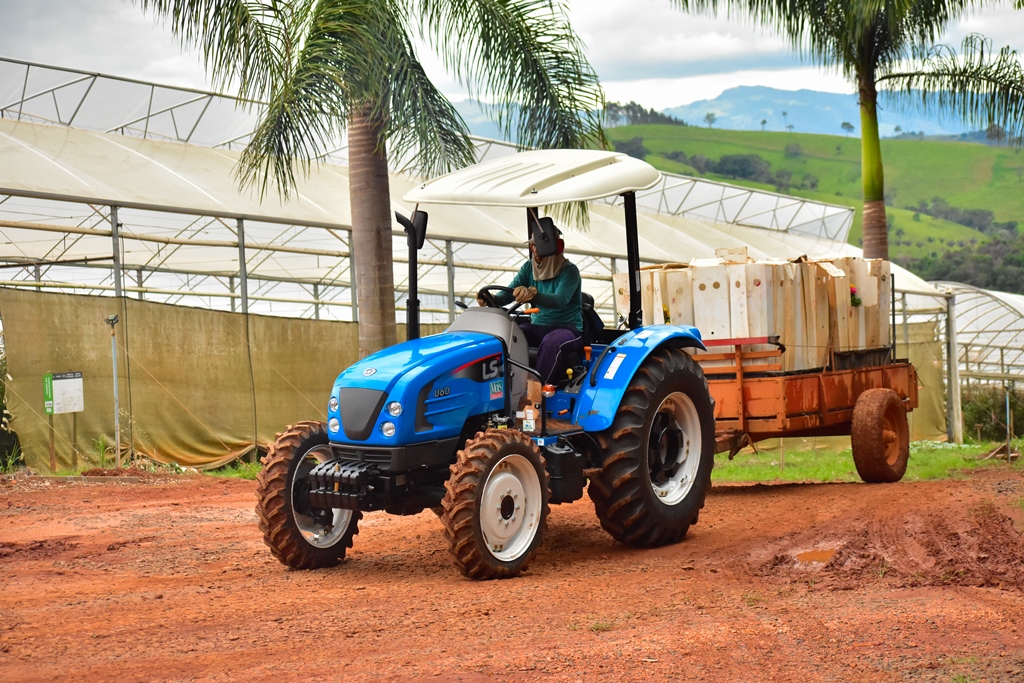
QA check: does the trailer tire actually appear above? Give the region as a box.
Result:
[256,421,361,569]
[440,429,550,580]
[589,347,716,547]
[852,389,909,483]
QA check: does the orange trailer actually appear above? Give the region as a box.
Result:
[698,337,918,483]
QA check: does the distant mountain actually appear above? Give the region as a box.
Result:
[662,86,968,137]
[451,99,508,142]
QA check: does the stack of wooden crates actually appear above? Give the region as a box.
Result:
[613,248,891,372]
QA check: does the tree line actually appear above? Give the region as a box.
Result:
[911,197,1018,239]
[611,136,818,191]
[907,236,1024,294]
[605,101,688,127]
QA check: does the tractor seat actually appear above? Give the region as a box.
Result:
[525,293,604,382]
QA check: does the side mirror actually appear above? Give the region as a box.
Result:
[396,210,428,250]
[529,215,560,258]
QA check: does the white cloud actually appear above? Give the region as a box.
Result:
[0,0,1020,112]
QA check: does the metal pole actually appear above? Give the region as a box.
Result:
[105,315,121,468]
[901,292,909,348]
[136,269,144,300]
[237,218,248,314]
[33,263,41,292]
[945,292,963,444]
[313,283,320,320]
[229,275,236,313]
[445,240,456,323]
[110,206,123,298]
[610,258,619,322]
[1006,384,1011,458]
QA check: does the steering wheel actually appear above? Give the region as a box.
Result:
[479,285,530,315]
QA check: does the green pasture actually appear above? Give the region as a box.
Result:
[712,439,1018,483]
[607,124,1024,257]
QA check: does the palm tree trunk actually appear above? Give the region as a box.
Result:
[859,71,888,260]
[348,108,398,357]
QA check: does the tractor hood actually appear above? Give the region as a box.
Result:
[335,331,496,394]
[329,330,507,446]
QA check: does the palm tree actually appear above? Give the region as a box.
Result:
[672,0,1024,259]
[136,0,604,356]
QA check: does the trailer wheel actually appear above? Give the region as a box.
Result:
[589,348,716,547]
[852,389,909,483]
[256,421,361,569]
[440,428,550,580]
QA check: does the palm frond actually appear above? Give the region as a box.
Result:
[362,6,475,179]
[235,0,386,197]
[418,0,605,152]
[135,0,285,103]
[879,34,1024,142]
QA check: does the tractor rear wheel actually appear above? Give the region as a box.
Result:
[589,348,715,547]
[256,421,361,569]
[851,389,909,483]
[440,428,550,580]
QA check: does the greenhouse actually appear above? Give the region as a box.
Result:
[0,56,1013,470]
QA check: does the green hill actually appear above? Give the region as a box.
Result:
[607,125,1024,262]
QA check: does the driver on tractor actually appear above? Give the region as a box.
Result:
[478,217,583,384]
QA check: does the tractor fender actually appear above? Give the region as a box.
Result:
[574,325,706,433]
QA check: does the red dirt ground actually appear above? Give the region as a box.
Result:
[2,468,1023,682]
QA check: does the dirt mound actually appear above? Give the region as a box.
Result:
[756,500,1024,590]
[79,466,150,477]
[0,538,80,559]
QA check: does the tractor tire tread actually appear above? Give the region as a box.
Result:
[588,347,715,548]
[440,429,550,580]
[255,421,361,570]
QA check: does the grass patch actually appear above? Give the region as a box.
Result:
[712,439,999,483]
[589,621,614,632]
[207,459,262,480]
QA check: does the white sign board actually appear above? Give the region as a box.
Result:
[45,372,85,414]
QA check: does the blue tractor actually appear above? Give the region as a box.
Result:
[255,150,716,580]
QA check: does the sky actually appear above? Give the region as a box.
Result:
[0,0,1022,111]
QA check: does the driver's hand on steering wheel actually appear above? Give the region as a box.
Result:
[514,286,537,304]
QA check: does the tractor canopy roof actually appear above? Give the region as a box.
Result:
[403,149,661,207]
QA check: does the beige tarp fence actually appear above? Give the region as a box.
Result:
[3,288,946,472]
[899,320,947,442]
[2,289,442,471]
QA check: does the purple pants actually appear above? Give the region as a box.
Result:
[519,324,583,383]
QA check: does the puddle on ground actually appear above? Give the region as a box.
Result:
[795,548,836,564]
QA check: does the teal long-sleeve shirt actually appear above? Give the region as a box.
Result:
[493,260,583,330]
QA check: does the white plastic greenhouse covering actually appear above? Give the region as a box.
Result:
[4,56,1001,456]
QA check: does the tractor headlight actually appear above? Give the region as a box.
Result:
[380,421,397,438]
[386,401,403,417]
[329,397,339,411]
[328,418,340,433]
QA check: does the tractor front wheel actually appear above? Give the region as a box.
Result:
[589,348,715,547]
[256,421,361,569]
[440,428,550,580]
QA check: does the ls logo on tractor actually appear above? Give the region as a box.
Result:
[482,357,502,381]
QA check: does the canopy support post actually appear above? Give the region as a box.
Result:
[623,192,642,329]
